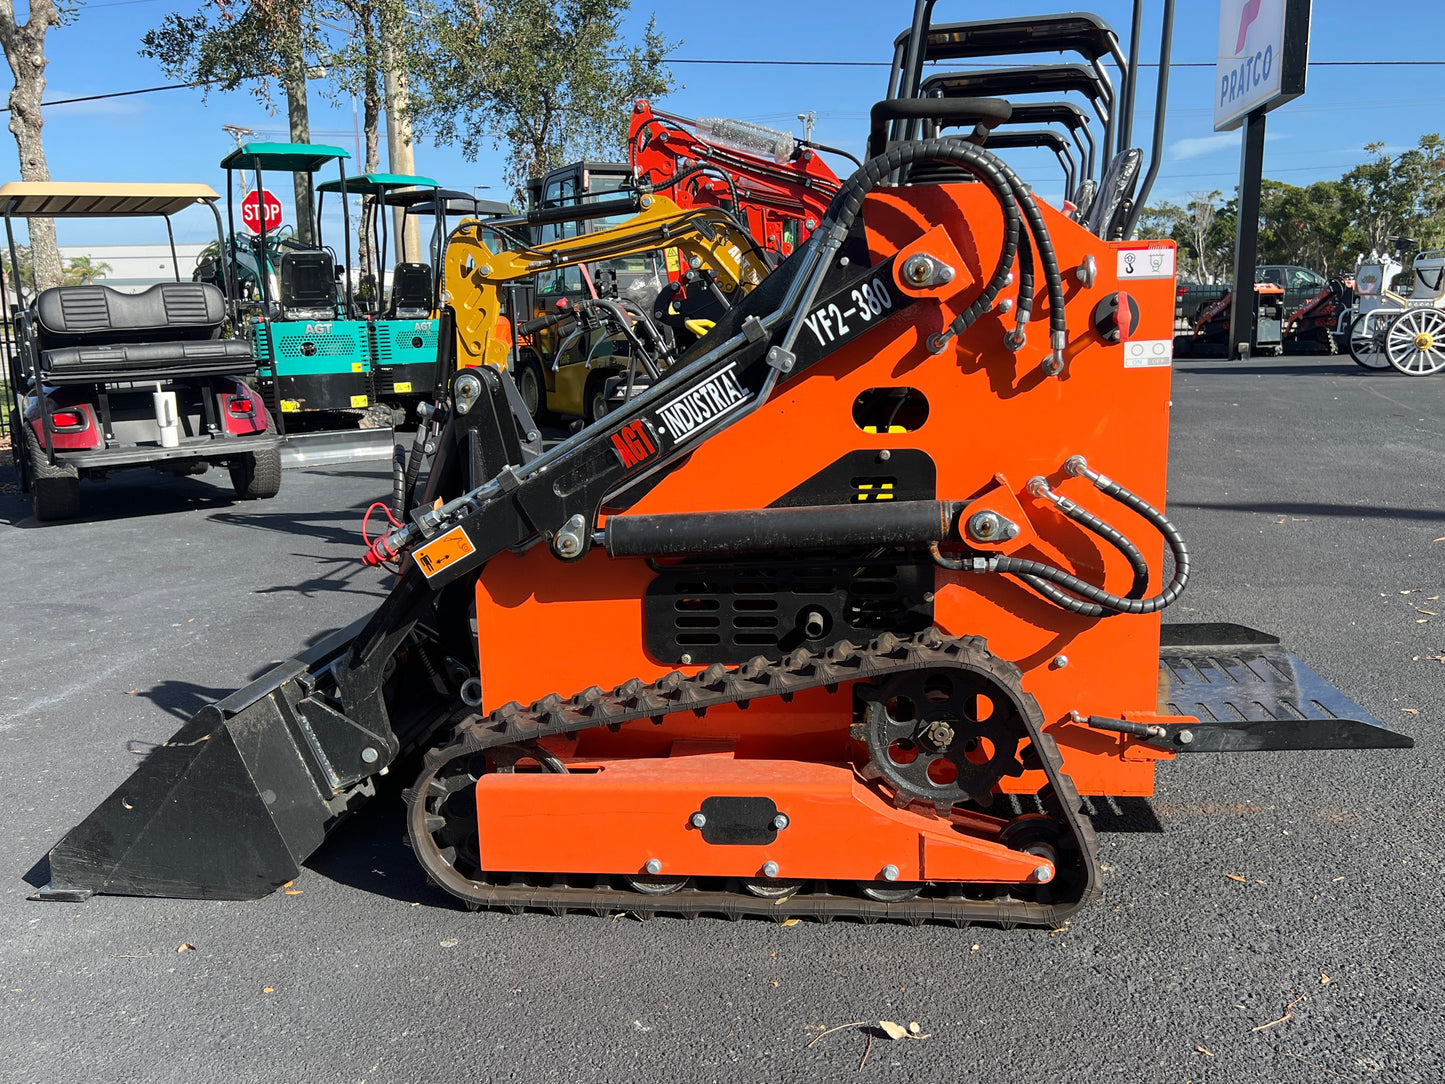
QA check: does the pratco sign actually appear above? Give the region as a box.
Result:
[1214,0,1311,131]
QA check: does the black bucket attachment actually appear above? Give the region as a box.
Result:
[37,616,412,901]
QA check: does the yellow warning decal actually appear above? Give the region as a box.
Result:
[413,525,477,579]
[664,247,680,273]
[350,394,369,408]
[352,362,364,372]
[394,381,413,393]
[280,399,300,413]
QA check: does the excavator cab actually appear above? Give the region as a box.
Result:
[219,143,373,428]
[316,173,442,419]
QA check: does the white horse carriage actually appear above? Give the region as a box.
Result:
[1348,249,1445,375]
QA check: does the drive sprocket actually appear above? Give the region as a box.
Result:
[860,664,1029,814]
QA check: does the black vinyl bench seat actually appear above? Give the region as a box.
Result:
[32,281,254,381]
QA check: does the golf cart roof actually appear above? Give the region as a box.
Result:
[220,142,351,173]
[0,181,221,217]
[316,173,440,195]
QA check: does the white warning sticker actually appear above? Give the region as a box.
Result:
[1117,247,1175,279]
[1123,339,1174,368]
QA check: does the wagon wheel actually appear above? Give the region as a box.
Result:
[1348,311,1392,370]
[1385,308,1445,376]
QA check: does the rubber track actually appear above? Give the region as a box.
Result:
[405,629,1100,927]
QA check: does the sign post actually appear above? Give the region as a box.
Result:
[241,188,284,235]
[1215,0,1311,359]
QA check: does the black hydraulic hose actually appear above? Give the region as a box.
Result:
[821,138,1022,345]
[1027,477,1149,600]
[933,457,1190,618]
[988,154,1069,362]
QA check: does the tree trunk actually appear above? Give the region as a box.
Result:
[0,0,62,292]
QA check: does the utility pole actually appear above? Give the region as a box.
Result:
[381,34,420,261]
[796,111,816,142]
[221,125,254,198]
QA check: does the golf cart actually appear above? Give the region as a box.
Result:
[3,181,280,521]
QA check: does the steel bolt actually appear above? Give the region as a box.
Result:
[882,864,900,882]
[361,747,379,764]
[690,812,707,828]
[772,814,790,831]
[1034,865,1054,883]
[1178,729,1195,745]
[925,721,955,748]
[762,861,780,879]
[645,858,662,875]
[997,298,1015,314]
[680,653,693,665]
[903,254,933,286]
[877,449,891,462]
[1052,655,1069,670]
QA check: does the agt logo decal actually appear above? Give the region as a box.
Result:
[611,418,658,469]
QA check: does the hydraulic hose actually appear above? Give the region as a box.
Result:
[933,456,1190,618]
[820,138,1023,346]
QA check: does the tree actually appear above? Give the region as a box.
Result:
[407,0,676,201]
[1341,136,1445,256]
[141,2,325,242]
[1185,191,1221,283]
[0,0,69,292]
[62,255,110,285]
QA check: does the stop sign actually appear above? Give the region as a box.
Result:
[241,188,284,234]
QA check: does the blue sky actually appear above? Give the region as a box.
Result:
[14,0,1445,248]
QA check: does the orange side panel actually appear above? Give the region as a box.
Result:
[474,755,1051,885]
[474,183,1179,798]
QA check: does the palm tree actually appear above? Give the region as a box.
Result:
[62,255,112,286]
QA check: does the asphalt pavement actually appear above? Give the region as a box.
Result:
[2,355,1443,1084]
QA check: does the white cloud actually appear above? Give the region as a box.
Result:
[1169,133,1238,160]
[41,90,145,118]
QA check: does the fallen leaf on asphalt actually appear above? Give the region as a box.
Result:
[439,939,458,948]
[1401,708,1420,715]
[284,889,302,895]
[124,689,137,695]
[781,918,801,927]
[1225,874,1246,882]
[633,1020,651,1032]
[1321,974,1331,984]
[177,943,195,953]
[876,1020,930,1041]
[1433,536,1445,543]
[1417,609,1438,616]
[263,987,274,994]
[1196,1046,1215,1056]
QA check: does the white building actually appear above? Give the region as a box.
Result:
[58,243,209,293]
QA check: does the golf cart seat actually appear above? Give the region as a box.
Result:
[278,250,339,320]
[389,261,433,318]
[34,282,254,383]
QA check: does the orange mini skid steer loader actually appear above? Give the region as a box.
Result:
[37,3,1411,926]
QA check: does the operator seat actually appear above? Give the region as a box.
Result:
[389,262,433,319]
[278,251,338,321]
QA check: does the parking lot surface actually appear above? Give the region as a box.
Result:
[2,356,1443,1084]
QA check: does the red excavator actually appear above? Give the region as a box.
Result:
[629,100,844,264]
[36,1,1409,926]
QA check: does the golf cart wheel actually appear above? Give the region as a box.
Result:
[23,421,80,521]
[1386,309,1445,376]
[229,446,282,499]
[584,373,612,425]
[9,408,30,494]
[1348,313,1392,370]
[514,353,552,423]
